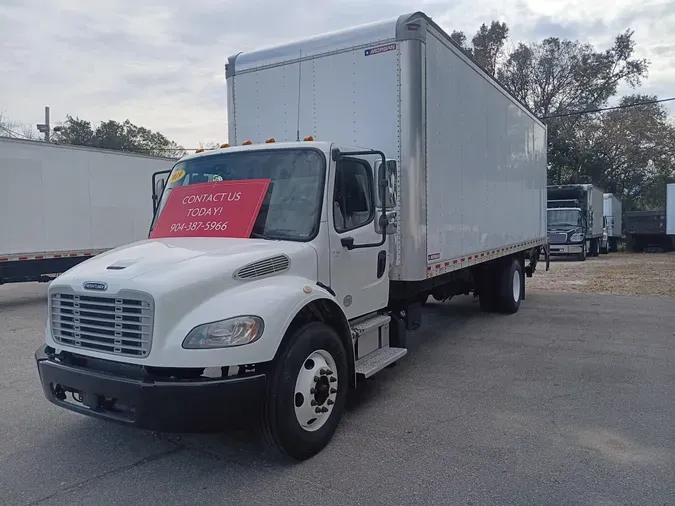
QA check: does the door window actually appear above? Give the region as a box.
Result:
[333,159,374,233]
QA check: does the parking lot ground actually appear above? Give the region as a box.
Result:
[1,282,674,505]
[528,251,675,297]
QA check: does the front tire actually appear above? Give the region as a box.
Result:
[577,242,587,261]
[260,322,348,460]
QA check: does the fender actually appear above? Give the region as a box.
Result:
[161,275,349,368]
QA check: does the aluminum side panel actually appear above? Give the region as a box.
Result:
[392,39,427,281]
[667,183,675,235]
[226,74,236,144]
[424,28,547,265]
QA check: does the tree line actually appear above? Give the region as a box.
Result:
[2,21,673,211]
[0,113,186,159]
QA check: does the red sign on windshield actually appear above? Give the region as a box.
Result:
[150,179,270,239]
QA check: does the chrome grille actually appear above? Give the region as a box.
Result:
[50,290,154,358]
[547,232,567,244]
[234,255,291,280]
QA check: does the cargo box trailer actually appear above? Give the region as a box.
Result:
[602,193,622,253]
[0,137,176,285]
[547,184,604,260]
[35,12,548,460]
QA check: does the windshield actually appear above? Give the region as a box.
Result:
[152,148,325,241]
[548,209,581,228]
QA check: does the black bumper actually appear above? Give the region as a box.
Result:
[35,345,267,432]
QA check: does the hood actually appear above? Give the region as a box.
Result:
[52,237,318,292]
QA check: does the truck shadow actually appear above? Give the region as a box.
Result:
[346,295,496,412]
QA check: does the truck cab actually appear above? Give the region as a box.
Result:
[547,205,587,260]
[35,140,403,460]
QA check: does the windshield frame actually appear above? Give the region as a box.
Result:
[547,208,582,228]
[150,147,327,243]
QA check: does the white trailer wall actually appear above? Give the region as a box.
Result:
[424,26,547,262]
[227,19,401,161]
[603,193,622,238]
[590,186,605,238]
[0,138,175,256]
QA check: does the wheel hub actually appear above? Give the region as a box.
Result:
[294,350,338,432]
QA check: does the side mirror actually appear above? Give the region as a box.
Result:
[374,159,397,208]
[154,177,166,199]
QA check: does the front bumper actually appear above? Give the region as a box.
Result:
[35,345,266,432]
[549,244,583,255]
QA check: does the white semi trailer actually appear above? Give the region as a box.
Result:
[0,137,176,285]
[35,12,548,460]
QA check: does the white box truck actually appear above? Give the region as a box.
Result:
[35,12,548,460]
[0,137,176,285]
[602,193,622,253]
[547,184,604,260]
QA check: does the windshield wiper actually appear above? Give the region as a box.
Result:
[250,231,271,239]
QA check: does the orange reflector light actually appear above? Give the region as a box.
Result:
[304,136,314,141]
[195,148,204,153]
[243,140,252,145]
[220,143,230,148]
[265,137,276,143]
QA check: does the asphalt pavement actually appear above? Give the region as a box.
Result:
[1,282,674,505]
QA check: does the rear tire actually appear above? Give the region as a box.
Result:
[594,239,600,256]
[496,258,523,314]
[260,322,348,460]
[577,242,587,261]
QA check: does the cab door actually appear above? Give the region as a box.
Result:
[328,153,390,320]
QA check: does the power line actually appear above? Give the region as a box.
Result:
[542,96,675,119]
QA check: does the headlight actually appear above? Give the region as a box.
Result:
[570,233,584,242]
[182,316,264,349]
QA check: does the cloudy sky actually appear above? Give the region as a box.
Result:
[1,0,673,148]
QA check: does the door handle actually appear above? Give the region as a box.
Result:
[377,250,387,278]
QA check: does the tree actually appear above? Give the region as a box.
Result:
[450,21,509,77]
[574,95,675,210]
[0,113,39,140]
[54,115,185,158]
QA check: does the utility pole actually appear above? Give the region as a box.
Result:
[36,106,50,142]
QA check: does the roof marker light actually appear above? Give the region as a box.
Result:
[265,138,276,143]
[220,143,230,148]
[304,136,314,141]
[243,140,253,145]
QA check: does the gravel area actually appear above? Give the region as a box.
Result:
[528,251,675,297]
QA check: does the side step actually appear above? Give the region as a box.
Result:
[350,314,391,340]
[355,346,407,379]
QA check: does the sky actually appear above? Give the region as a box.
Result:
[1,0,674,148]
